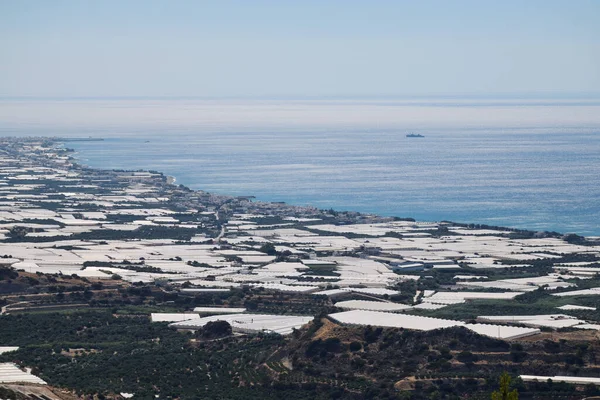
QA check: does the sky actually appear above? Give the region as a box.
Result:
[1,0,599,98]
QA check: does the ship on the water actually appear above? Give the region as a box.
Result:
[406,133,424,138]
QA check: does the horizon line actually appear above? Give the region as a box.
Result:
[2,92,600,102]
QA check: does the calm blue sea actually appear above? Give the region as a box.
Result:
[2,98,599,236]
[62,127,600,237]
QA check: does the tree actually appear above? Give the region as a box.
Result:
[491,372,518,400]
[349,341,362,352]
[563,233,586,245]
[198,320,232,339]
[259,242,277,256]
[8,226,29,240]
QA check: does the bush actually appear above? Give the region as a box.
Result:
[457,351,477,363]
[349,341,362,352]
[197,320,232,339]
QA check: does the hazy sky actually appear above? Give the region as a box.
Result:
[1,0,599,98]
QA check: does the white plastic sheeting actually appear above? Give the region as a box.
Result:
[170,313,313,335]
[330,310,539,339]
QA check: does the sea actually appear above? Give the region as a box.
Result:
[1,98,599,236]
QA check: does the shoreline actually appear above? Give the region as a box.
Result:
[60,137,598,240]
[2,136,600,339]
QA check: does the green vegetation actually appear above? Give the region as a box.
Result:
[196,320,233,339]
[259,242,278,256]
[5,225,206,243]
[0,312,383,399]
[491,372,519,400]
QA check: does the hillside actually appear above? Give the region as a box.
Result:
[261,317,600,399]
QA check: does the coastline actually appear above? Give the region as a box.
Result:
[60,128,600,238]
[61,137,597,239]
[2,135,600,400]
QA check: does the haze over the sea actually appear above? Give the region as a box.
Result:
[1,97,599,237]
